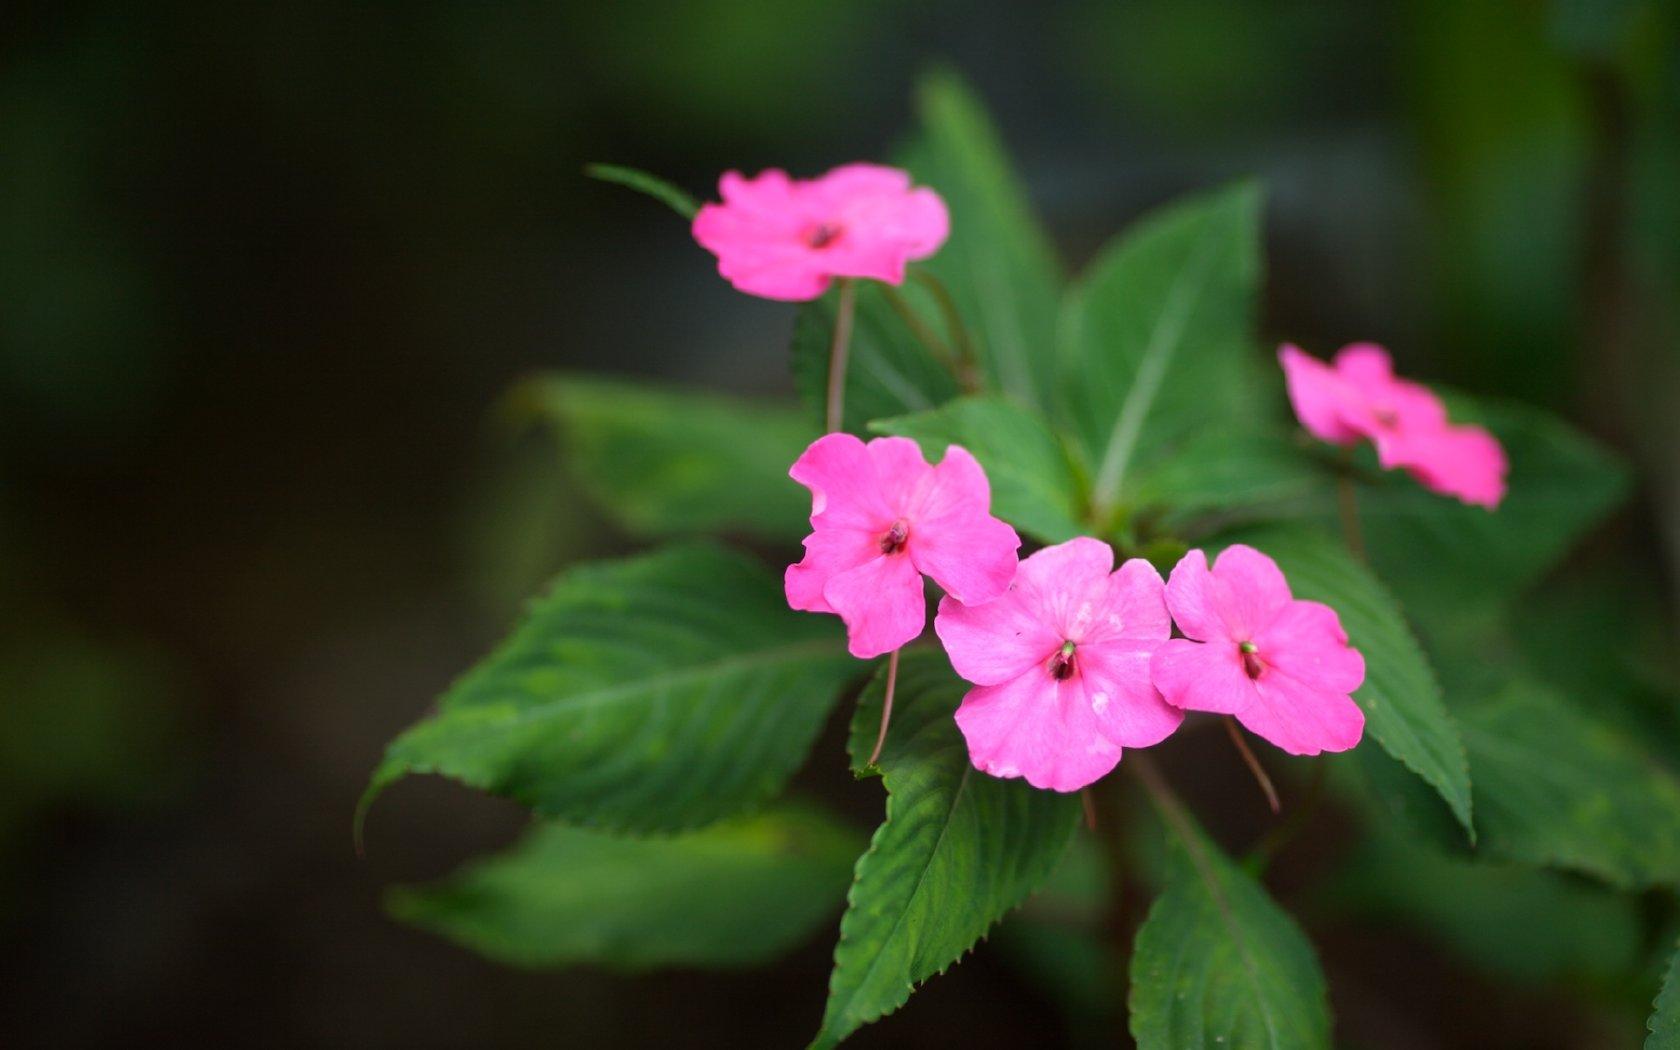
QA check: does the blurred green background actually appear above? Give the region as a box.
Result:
[1,1,1676,1047]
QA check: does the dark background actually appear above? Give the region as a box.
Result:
[2,2,1677,1047]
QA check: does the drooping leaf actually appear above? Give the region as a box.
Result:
[791,281,960,435]
[872,396,1088,543]
[898,68,1065,411]
[1459,681,1680,890]
[387,805,862,971]
[1214,525,1473,837]
[514,374,816,542]
[1332,825,1640,987]
[812,652,1081,1048]
[1061,182,1264,524]
[360,543,858,836]
[1356,396,1630,636]
[584,163,699,218]
[1129,778,1331,1050]
[1649,939,1680,1049]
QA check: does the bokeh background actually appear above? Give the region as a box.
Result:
[3,1,1677,1047]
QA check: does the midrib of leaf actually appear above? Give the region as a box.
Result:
[440,639,846,729]
[1090,223,1226,516]
[823,753,973,1040]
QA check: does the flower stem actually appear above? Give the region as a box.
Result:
[867,647,901,767]
[1223,717,1280,814]
[1081,787,1099,831]
[825,278,857,433]
[1336,449,1367,563]
[1245,759,1327,872]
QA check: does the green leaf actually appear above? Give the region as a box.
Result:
[1459,681,1680,890]
[584,163,698,218]
[514,373,816,542]
[871,396,1088,543]
[1131,427,1331,529]
[1649,939,1680,1049]
[360,543,858,836]
[1332,825,1640,987]
[1214,525,1474,838]
[1061,182,1264,521]
[1357,396,1630,635]
[812,652,1081,1048]
[387,805,861,971]
[897,68,1064,410]
[791,281,960,435]
[1129,781,1331,1050]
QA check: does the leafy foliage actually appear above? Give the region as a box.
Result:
[1215,525,1473,836]
[515,373,815,542]
[898,68,1065,411]
[1061,182,1263,524]
[361,543,857,835]
[812,652,1081,1048]
[387,805,861,970]
[1651,940,1680,1050]
[1129,779,1331,1050]
[873,396,1088,543]
[1459,682,1680,890]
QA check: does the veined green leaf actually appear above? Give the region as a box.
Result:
[791,281,960,435]
[387,805,861,971]
[1131,427,1331,529]
[897,68,1064,411]
[1213,526,1473,837]
[1649,940,1680,1049]
[872,396,1088,543]
[360,543,858,836]
[1356,395,1630,636]
[514,373,816,542]
[1061,181,1262,524]
[1129,772,1331,1050]
[584,163,698,218]
[812,652,1080,1048]
[1459,681,1680,890]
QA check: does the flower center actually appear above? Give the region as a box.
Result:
[1374,408,1400,429]
[803,222,843,249]
[1238,640,1264,680]
[879,518,910,555]
[1048,641,1077,681]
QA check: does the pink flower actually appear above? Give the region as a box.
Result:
[1279,343,1508,508]
[934,538,1182,792]
[1150,546,1366,756]
[691,164,949,301]
[786,434,1019,659]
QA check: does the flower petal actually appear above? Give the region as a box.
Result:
[1398,423,1509,509]
[954,670,1122,793]
[790,433,893,531]
[1079,641,1182,748]
[1080,557,1171,646]
[1210,545,1293,638]
[1149,638,1258,715]
[1014,538,1116,640]
[822,552,926,658]
[934,591,1059,687]
[1236,669,1365,755]
[1279,344,1361,444]
[910,514,1020,607]
[865,436,935,516]
[1254,600,1365,694]
[785,526,882,615]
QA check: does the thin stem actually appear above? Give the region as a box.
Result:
[1127,752,1196,841]
[1245,760,1328,872]
[867,648,901,767]
[1081,787,1099,831]
[1336,449,1367,563]
[878,284,957,369]
[1223,717,1280,814]
[911,270,979,388]
[825,278,857,433]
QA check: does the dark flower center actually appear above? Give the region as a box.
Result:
[1239,640,1264,680]
[1048,641,1077,681]
[803,222,843,249]
[1374,408,1400,429]
[879,518,909,555]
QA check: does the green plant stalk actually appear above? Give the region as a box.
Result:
[825,278,858,433]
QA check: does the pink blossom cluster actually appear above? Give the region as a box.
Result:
[694,161,1508,791]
